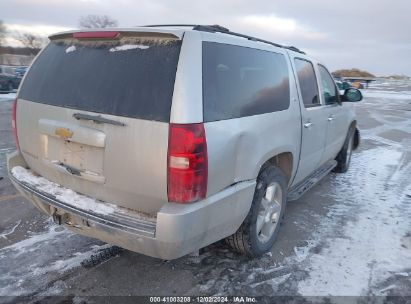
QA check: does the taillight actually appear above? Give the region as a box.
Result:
[12,98,19,150]
[167,123,208,203]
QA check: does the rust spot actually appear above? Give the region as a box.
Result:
[55,127,73,140]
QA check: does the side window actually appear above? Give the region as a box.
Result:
[294,58,320,108]
[202,42,290,122]
[318,65,339,105]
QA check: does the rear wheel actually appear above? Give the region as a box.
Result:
[225,166,287,257]
[333,127,355,173]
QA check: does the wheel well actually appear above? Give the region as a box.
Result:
[262,152,293,183]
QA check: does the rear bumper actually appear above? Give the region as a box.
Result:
[7,151,255,260]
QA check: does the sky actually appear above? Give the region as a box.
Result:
[1,0,410,76]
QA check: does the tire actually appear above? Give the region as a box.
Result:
[225,166,287,257]
[333,127,355,173]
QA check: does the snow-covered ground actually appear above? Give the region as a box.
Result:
[297,86,411,296]
[0,221,110,297]
[297,146,411,295]
[362,90,411,100]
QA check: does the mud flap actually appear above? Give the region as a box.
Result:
[354,128,360,150]
[52,212,62,225]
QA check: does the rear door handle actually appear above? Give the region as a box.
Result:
[328,116,334,121]
[304,122,313,128]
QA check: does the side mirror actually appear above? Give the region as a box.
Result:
[342,88,362,102]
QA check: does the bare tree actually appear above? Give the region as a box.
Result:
[79,15,118,28]
[0,20,6,47]
[13,32,48,54]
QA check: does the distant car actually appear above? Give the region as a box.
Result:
[15,66,28,78]
[335,80,352,90]
[0,65,21,92]
[0,74,11,93]
[351,81,365,89]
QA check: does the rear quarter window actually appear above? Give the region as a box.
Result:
[203,42,290,122]
[294,58,320,108]
[19,38,182,122]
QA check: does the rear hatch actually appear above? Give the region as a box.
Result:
[15,30,183,214]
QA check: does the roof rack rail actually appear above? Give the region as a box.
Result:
[143,24,198,28]
[285,46,305,54]
[285,46,305,53]
[192,24,230,33]
[140,24,305,54]
[193,25,306,54]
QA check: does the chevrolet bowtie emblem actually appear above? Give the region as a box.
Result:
[55,127,73,139]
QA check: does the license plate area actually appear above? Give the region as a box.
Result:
[45,136,104,175]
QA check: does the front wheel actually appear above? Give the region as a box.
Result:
[225,166,287,257]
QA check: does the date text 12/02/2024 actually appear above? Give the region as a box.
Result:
[149,296,257,303]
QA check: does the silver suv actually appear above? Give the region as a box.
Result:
[7,25,362,259]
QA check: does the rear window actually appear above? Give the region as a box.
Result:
[203,42,290,122]
[19,38,182,122]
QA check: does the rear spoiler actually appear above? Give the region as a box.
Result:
[49,28,183,41]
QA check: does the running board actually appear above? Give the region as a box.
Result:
[287,160,337,201]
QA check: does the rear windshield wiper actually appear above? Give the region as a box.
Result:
[73,113,126,126]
